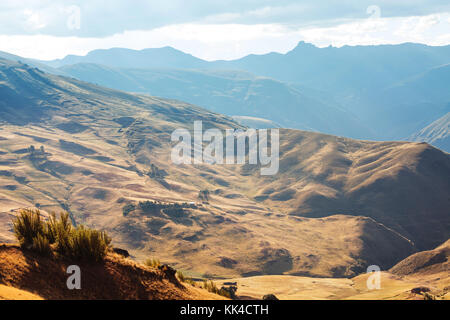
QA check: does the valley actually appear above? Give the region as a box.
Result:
[0,58,448,285]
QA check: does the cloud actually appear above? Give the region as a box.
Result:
[298,13,450,48]
[0,0,449,37]
[0,12,448,61]
[23,9,47,30]
[0,23,299,61]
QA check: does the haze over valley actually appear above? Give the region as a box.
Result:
[0,0,449,302]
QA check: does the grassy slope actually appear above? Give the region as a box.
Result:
[217,240,450,300]
[0,285,43,300]
[0,244,223,300]
[0,59,449,279]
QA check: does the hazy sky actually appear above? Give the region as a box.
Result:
[0,0,449,60]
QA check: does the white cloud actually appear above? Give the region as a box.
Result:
[24,9,47,30]
[0,13,449,61]
[299,13,450,48]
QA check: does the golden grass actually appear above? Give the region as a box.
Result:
[0,62,448,280]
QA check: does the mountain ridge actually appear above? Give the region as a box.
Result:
[0,58,449,278]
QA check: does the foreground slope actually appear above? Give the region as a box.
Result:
[0,284,43,300]
[0,244,221,300]
[0,58,449,278]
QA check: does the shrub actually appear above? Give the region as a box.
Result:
[12,209,111,262]
[202,280,234,298]
[46,212,73,255]
[67,226,111,262]
[185,279,197,286]
[145,258,161,268]
[122,203,136,216]
[176,270,186,282]
[32,234,52,257]
[175,270,197,286]
[198,190,210,202]
[217,287,232,299]
[203,280,218,294]
[423,292,436,300]
[13,209,45,248]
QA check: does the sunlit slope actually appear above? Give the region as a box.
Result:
[0,59,449,278]
[0,245,223,300]
[217,240,449,300]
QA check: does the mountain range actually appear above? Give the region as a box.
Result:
[32,42,450,149]
[1,42,449,151]
[410,112,450,152]
[0,58,449,280]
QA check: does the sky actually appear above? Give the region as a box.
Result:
[0,0,449,61]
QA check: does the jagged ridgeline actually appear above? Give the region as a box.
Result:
[0,58,449,279]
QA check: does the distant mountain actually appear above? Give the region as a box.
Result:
[383,64,450,105]
[213,42,450,95]
[410,112,450,153]
[45,47,208,69]
[0,51,66,76]
[58,63,370,138]
[36,42,450,141]
[348,64,450,139]
[45,43,450,96]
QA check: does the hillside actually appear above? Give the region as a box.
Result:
[390,240,450,276]
[46,47,208,69]
[43,43,450,94]
[0,285,43,300]
[0,244,221,300]
[410,112,450,153]
[353,64,450,140]
[0,58,449,279]
[218,240,450,300]
[38,42,450,142]
[58,64,369,138]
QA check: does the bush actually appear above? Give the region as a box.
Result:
[176,270,195,286]
[176,270,186,282]
[12,209,111,262]
[203,280,218,294]
[13,209,45,248]
[423,292,436,300]
[122,203,136,217]
[202,280,234,298]
[217,287,232,299]
[198,190,210,202]
[47,212,73,256]
[32,234,53,257]
[67,226,111,262]
[145,258,161,268]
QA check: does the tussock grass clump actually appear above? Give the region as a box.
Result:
[13,209,45,248]
[46,212,73,255]
[68,226,111,262]
[12,209,111,262]
[202,280,233,298]
[203,280,219,294]
[423,292,436,300]
[145,258,161,268]
[176,271,196,286]
[176,270,186,282]
[31,234,53,257]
